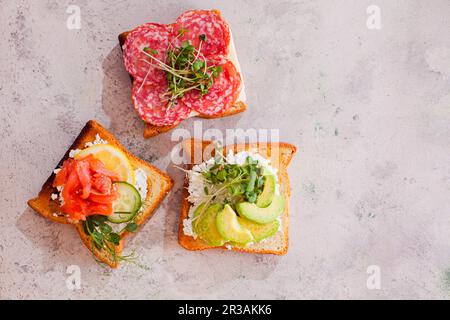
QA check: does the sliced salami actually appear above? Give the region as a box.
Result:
[122,23,170,84]
[180,61,241,116]
[171,10,230,60]
[132,81,192,126]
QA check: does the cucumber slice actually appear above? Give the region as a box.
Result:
[109,182,142,223]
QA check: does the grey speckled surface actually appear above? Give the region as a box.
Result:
[1,0,450,299]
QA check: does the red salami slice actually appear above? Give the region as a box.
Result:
[132,81,192,126]
[180,61,241,116]
[122,23,170,84]
[171,10,230,60]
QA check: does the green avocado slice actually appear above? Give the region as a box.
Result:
[237,217,280,242]
[216,205,254,244]
[192,203,206,218]
[192,203,226,246]
[236,195,285,224]
[256,174,276,208]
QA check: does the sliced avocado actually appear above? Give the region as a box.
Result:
[193,203,226,246]
[192,203,206,218]
[216,205,254,244]
[256,174,276,208]
[237,217,280,242]
[236,195,285,224]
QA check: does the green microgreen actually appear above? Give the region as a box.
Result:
[125,222,138,233]
[178,28,189,36]
[214,141,224,164]
[141,29,223,109]
[100,223,112,235]
[108,233,121,245]
[82,214,140,266]
[190,146,267,222]
[144,48,159,55]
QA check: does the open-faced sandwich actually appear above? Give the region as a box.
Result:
[27,120,173,268]
[178,140,296,254]
[119,9,246,138]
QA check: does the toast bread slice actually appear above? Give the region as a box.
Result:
[118,9,247,139]
[178,139,297,255]
[27,120,173,268]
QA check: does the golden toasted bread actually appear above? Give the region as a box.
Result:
[27,120,173,268]
[118,10,248,139]
[178,139,297,255]
[143,123,177,139]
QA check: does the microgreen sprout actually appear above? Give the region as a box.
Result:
[82,214,139,265]
[181,145,266,222]
[141,29,223,109]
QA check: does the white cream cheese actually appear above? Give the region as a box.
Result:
[68,134,108,158]
[84,134,108,148]
[134,168,148,201]
[56,189,64,206]
[68,149,81,158]
[183,151,281,242]
[183,218,197,239]
[228,31,246,103]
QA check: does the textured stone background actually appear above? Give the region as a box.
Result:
[1,0,450,299]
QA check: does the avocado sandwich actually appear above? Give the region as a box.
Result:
[178,139,296,255]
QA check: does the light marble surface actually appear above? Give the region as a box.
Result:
[1,0,450,299]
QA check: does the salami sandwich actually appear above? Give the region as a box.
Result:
[119,9,247,138]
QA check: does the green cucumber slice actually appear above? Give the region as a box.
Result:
[109,182,142,223]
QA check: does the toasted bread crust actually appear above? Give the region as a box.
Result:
[196,101,247,119]
[118,12,248,139]
[27,120,173,268]
[143,123,178,139]
[177,139,297,255]
[142,101,247,138]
